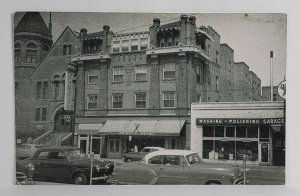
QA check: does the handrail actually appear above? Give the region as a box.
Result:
[32,129,54,144]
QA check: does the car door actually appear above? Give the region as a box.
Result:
[149,155,188,184]
[44,150,71,182]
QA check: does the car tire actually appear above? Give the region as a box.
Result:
[127,158,132,162]
[73,172,88,185]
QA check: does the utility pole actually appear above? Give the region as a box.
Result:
[270,51,274,101]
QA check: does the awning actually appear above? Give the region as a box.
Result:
[99,120,186,136]
[76,123,104,135]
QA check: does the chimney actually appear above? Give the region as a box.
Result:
[103,25,110,32]
[188,16,196,45]
[153,18,160,28]
[180,14,188,45]
[80,28,87,37]
[49,12,52,36]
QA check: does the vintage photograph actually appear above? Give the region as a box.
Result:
[14,12,286,185]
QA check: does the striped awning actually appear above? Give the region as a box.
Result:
[99,120,186,136]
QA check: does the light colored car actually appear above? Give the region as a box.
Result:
[122,147,164,162]
[112,150,244,185]
[16,144,42,159]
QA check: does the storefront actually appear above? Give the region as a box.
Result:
[191,102,285,165]
[76,119,186,159]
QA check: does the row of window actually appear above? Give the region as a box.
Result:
[86,91,176,109]
[112,38,148,53]
[36,80,75,100]
[87,64,204,83]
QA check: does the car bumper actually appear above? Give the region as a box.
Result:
[91,174,109,181]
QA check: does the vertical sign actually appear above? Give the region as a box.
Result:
[64,70,74,111]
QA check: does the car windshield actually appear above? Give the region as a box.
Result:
[186,153,203,165]
[64,149,88,159]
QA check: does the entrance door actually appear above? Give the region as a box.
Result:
[78,135,102,159]
[272,132,285,166]
[54,109,72,134]
[107,137,121,159]
[260,143,270,164]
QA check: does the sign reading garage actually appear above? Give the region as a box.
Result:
[196,118,285,125]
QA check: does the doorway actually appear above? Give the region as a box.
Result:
[107,136,121,159]
[272,131,285,166]
[260,143,270,164]
[78,135,102,159]
[54,108,72,134]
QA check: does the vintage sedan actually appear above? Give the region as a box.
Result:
[112,150,244,185]
[122,147,165,162]
[23,146,114,185]
[16,143,42,159]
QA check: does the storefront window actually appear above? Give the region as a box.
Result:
[203,140,213,159]
[225,127,235,137]
[215,140,235,160]
[259,126,270,138]
[247,127,258,138]
[215,126,224,137]
[203,126,214,137]
[236,126,246,137]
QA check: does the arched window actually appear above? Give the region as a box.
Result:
[26,43,37,63]
[14,43,21,63]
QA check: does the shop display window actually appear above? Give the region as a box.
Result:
[259,126,270,138]
[225,127,235,137]
[236,126,246,137]
[215,126,224,137]
[215,140,235,160]
[247,127,258,138]
[203,140,213,159]
[203,126,214,137]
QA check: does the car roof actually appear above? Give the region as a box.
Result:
[144,150,198,163]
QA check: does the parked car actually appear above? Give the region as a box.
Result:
[16,157,35,185]
[16,143,42,159]
[22,146,115,185]
[112,150,244,185]
[122,147,164,162]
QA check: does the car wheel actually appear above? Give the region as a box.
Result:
[127,158,132,162]
[73,172,88,185]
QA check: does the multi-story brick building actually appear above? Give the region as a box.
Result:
[15,13,263,159]
[14,12,53,141]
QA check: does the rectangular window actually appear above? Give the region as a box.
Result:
[112,41,120,53]
[41,108,47,121]
[196,93,202,102]
[54,81,60,99]
[160,39,165,47]
[131,39,139,51]
[63,45,72,55]
[26,50,37,63]
[216,76,219,91]
[15,82,19,99]
[112,93,123,108]
[236,126,246,138]
[121,40,129,52]
[15,49,21,63]
[135,65,147,81]
[113,66,124,82]
[225,127,235,137]
[215,126,224,137]
[88,75,99,84]
[140,38,148,50]
[167,37,172,47]
[42,81,48,99]
[203,126,214,137]
[163,91,175,108]
[259,126,270,138]
[36,82,42,99]
[196,65,203,83]
[87,94,98,109]
[247,127,258,138]
[163,64,176,79]
[135,92,146,108]
[35,108,40,121]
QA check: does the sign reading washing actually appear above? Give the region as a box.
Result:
[196,118,285,125]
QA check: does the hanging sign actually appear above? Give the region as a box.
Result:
[277,80,286,99]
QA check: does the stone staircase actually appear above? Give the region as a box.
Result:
[32,130,73,146]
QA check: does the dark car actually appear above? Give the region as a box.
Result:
[112,150,244,185]
[22,146,114,185]
[16,157,35,185]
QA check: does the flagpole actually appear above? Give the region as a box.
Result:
[270,51,273,101]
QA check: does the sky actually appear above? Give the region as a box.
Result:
[14,12,286,86]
